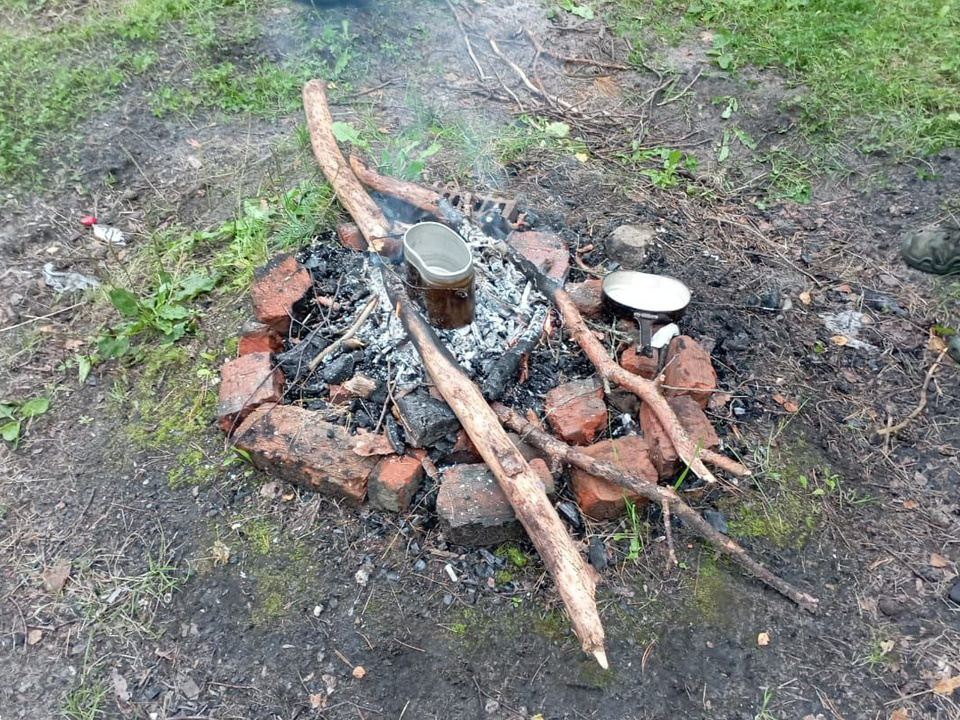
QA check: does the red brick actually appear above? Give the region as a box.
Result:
[368,450,426,513]
[234,404,380,505]
[639,396,720,479]
[620,346,660,379]
[251,254,313,334]
[545,378,607,445]
[437,460,555,546]
[566,279,603,319]
[217,352,285,433]
[443,429,482,465]
[337,222,367,252]
[238,321,283,356]
[662,335,717,408]
[508,231,570,281]
[569,436,656,520]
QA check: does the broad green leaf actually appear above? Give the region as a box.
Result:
[331,121,368,149]
[155,304,191,320]
[97,335,130,359]
[0,404,15,420]
[1,421,20,443]
[419,142,442,159]
[20,397,49,418]
[109,288,140,318]
[173,272,217,302]
[570,4,594,19]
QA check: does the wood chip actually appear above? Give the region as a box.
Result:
[27,629,42,645]
[351,665,366,679]
[830,335,849,346]
[757,632,770,646]
[42,562,71,593]
[929,553,949,568]
[799,290,812,305]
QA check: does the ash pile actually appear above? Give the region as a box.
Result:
[216,199,726,548]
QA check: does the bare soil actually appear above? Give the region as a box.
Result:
[2,2,958,719]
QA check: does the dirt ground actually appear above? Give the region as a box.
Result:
[2,1,959,719]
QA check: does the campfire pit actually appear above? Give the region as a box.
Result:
[215,78,819,670]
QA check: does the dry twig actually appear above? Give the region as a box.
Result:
[874,348,949,437]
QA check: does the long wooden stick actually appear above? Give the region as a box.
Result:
[303,80,393,252]
[493,404,819,612]
[506,246,749,484]
[303,79,608,668]
[349,156,440,216]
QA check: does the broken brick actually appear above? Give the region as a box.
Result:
[545,378,607,445]
[662,335,717,408]
[508,231,570,281]
[368,450,426,513]
[327,384,351,407]
[238,321,283,356]
[565,279,603,319]
[217,352,285,433]
[437,460,554,546]
[640,396,720,479]
[620,346,659,379]
[234,404,380,505]
[569,436,656,520]
[251,254,313,334]
[337,222,367,252]
[443,429,482,465]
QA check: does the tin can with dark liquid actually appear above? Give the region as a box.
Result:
[402,222,476,329]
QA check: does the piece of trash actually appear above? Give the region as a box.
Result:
[354,564,371,587]
[651,323,680,349]
[444,563,459,582]
[821,310,877,351]
[757,632,770,646]
[42,263,100,293]
[799,290,812,305]
[80,215,97,226]
[27,629,42,645]
[92,224,126,245]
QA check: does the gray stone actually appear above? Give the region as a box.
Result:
[606,224,656,268]
[949,580,960,605]
[394,390,460,447]
[437,462,555,546]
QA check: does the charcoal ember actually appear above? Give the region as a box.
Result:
[322,351,361,384]
[556,501,583,534]
[276,336,329,380]
[393,390,460,448]
[384,415,405,454]
[588,537,608,571]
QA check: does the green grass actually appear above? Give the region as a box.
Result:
[0,0,357,183]
[629,0,960,155]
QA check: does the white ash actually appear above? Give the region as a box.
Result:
[350,223,549,390]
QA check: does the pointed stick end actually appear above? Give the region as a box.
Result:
[591,648,609,670]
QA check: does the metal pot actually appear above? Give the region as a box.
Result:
[601,271,691,356]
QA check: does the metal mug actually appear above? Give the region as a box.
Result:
[402,222,476,329]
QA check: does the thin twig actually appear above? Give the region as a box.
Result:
[446,0,488,81]
[874,348,948,437]
[656,68,703,106]
[307,295,379,372]
[0,302,82,334]
[524,29,630,71]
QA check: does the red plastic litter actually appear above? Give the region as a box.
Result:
[81,216,97,226]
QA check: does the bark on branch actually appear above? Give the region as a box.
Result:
[493,403,819,612]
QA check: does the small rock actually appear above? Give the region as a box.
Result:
[606,224,656,268]
[878,597,905,617]
[948,335,960,364]
[703,509,728,534]
[569,436,655,519]
[565,279,604,319]
[443,593,454,606]
[661,335,718,408]
[949,580,960,605]
[413,559,427,572]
